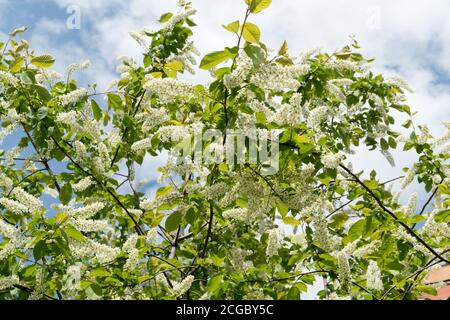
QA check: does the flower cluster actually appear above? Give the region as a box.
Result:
[366,261,383,290]
[144,76,194,104]
[55,89,88,107]
[172,275,194,298]
[266,229,280,257]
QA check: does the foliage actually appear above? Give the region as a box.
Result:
[0,0,449,300]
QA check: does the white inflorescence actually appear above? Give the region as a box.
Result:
[366,261,383,290]
[10,187,44,212]
[145,228,158,246]
[36,69,63,84]
[404,192,417,217]
[172,275,194,298]
[223,53,253,90]
[0,71,19,86]
[144,76,194,104]
[266,229,280,257]
[400,165,416,190]
[222,208,248,222]
[0,172,13,189]
[337,252,351,292]
[307,106,328,130]
[131,138,153,153]
[72,177,94,192]
[321,152,345,169]
[66,60,91,76]
[123,234,139,271]
[0,197,29,214]
[0,275,19,290]
[56,89,88,106]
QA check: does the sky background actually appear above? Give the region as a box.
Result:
[1,0,450,298]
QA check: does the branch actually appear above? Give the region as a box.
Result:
[339,164,449,264]
[51,137,144,235]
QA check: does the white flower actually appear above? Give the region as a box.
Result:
[172,275,194,298]
[433,130,450,147]
[72,177,94,192]
[56,89,88,106]
[138,108,169,132]
[266,229,280,257]
[131,138,153,153]
[0,197,29,214]
[205,182,228,200]
[387,76,413,93]
[10,187,43,212]
[129,30,148,48]
[0,172,13,189]
[307,106,328,130]
[145,228,158,246]
[321,152,345,169]
[400,165,416,190]
[291,233,307,249]
[66,60,91,76]
[0,71,19,86]
[223,208,248,222]
[74,141,87,162]
[337,252,351,292]
[36,69,63,83]
[156,125,191,143]
[326,82,346,102]
[144,76,194,104]
[223,53,253,89]
[0,275,19,290]
[163,7,197,32]
[366,261,383,290]
[70,202,105,219]
[404,192,417,217]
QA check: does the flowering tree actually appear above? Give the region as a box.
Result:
[0,0,449,300]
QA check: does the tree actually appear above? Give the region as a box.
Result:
[0,0,449,300]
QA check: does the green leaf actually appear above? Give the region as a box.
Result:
[278,40,288,56]
[165,60,183,71]
[287,286,300,300]
[207,275,223,294]
[33,85,52,102]
[255,111,267,125]
[33,240,47,261]
[344,219,365,243]
[435,209,450,223]
[9,57,24,73]
[107,93,123,111]
[36,107,48,120]
[244,44,265,67]
[283,217,300,226]
[165,211,182,233]
[31,54,55,68]
[64,226,85,242]
[242,22,261,43]
[199,50,233,70]
[159,12,173,23]
[223,21,240,34]
[10,26,27,37]
[91,100,102,121]
[59,183,73,205]
[156,185,173,198]
[250,0,272,13]
[90,268,112,278]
